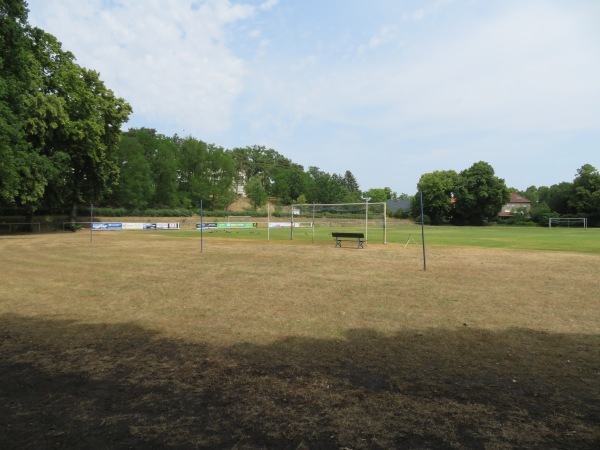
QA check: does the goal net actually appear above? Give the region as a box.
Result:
[548,217,588,228]
[280,202,387,243]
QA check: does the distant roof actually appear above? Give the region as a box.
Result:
[510,193,531,204]
[387,199,411,212]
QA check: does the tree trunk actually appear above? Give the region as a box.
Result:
[24,209,34,232]
[69,199,78,224]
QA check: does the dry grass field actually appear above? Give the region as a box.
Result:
[1,231,599,449]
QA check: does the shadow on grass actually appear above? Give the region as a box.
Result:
[1,314,599,449]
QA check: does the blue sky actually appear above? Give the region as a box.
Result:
[26,0,600,195]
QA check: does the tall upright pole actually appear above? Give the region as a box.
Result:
[90,203,93,244]
[312,203,315,243]
[366,198,369,242]
[361,196,371,243]
[290,206,294,240]
[383,202,387,244]
[200,199,203,252]
[420,191,427,271]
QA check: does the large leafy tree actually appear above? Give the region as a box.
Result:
[176,137,236,210]
[411,170,460,225]
[270,163,308,204]
[342,170,360,194]
[453,161,509,225]
[569,164,600,217]
[245,176,268,209]
[123,128,179,208]
[0,0,45,211]
[28,29,132,221]
[538,182,574,216]
[363,187,398,203]
[110,135,155,210]
[1,3,132,220]
[177,136,209,208]
[197,144,237,210]
[306,167,350,204]
[230,145,291,189]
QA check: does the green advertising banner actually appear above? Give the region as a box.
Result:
[196,222,256,229]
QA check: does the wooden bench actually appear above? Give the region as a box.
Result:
[332,232,365,249]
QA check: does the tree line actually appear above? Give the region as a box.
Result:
[412,161,600,226]
[513,164,600,227]
[109,129,399,212]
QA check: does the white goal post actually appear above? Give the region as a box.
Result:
[289,202,387,243]
[548,217,587,228]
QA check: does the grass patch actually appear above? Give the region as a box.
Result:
[1,232,599,448]
[146,222,600,254]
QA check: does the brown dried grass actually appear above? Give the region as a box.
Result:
[1,232,599,448]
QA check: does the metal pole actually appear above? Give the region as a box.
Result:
[361,196,371,243]
[312,203,315,243]
[200,199,203,252]
[383,202,387,244]
[420,191,427,271]
[366,199,369,242]
[267,203,270,241]
[90,203,93,244]
[290,205,294,240]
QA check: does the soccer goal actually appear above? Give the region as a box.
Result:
[288,202,387,243]
[548,217,588,228]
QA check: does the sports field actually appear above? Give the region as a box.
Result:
[1,226,599,448]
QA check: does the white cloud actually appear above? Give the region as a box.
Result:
[261,2,599,137]
[357,26,396,55]
[403,0,453,21]
[26,0,260,135]
[260,0,279,12]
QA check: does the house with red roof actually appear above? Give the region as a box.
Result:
[499,193,532,218]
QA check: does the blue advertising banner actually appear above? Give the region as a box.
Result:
[196,223,217,229]
[92,222,123,230]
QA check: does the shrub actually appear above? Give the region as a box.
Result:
[64,223,82,232]
[414,214,431,225]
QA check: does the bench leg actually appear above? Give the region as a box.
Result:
[357,240,363,249]
[335,238,342,248]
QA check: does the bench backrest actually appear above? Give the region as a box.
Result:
[332,232,365,238]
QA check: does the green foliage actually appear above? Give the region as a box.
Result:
[84,207,196,217]
[452,162,509,225]
[0,8,132,221]
[412,162,509,226]
[362,188,388,203]
[342,170,360,193]
[63,223,82,232]
[295,194,307,204]
[412,170,460,225]
[414,214,431,225]
[245,176,268,209]
[569,164,600,216]
[392,209,410,219]
[306,167,349,204]
[529,202,556,226]
[110,135,155,210]
[539,182,573,215]
[270,165,309,204]
[530,164,600,226]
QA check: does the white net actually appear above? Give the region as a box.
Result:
[548,217,587,228]
[275,202,387,243]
